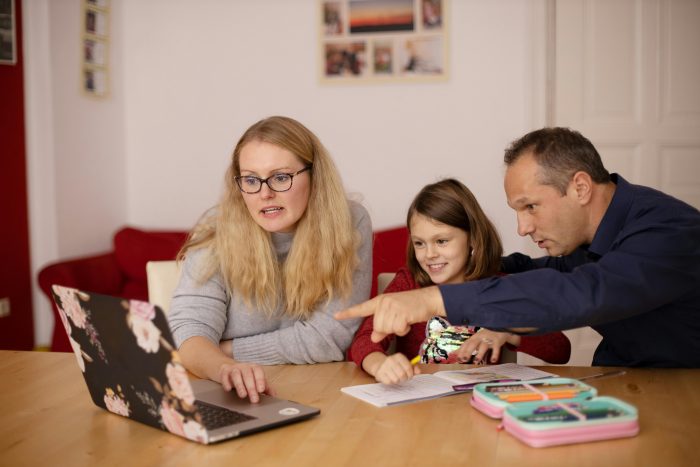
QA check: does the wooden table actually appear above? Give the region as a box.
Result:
[1,350,698,466]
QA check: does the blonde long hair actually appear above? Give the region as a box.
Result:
[179,116,358,318]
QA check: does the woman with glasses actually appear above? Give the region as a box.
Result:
[168,116,372,402]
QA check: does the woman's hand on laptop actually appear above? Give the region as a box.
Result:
[178,336,274,403]
[218,361,274,403]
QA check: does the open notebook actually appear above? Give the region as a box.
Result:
[51,285,319,444]
[341,363,557,407]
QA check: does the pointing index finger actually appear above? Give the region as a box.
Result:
[334,299,376,320]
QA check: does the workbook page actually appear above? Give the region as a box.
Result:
[340,374,457,407]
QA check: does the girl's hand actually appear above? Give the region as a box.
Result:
[456,329,521,364]
[373,353,420,385]
[217,361,273,403]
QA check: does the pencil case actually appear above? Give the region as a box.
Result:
[502,396,639,447]
[470,378,596,419]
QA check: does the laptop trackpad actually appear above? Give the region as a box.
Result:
[190,378,289,413]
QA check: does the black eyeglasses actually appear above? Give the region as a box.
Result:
[235,166,312,194]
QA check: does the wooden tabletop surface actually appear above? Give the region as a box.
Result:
[1,350,698,466]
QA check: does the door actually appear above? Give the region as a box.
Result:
[555,0,700,206]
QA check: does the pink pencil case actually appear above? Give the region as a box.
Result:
[502,396,639,447]
[470,378,596,419]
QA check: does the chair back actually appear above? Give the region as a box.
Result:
[377,272,396,295]
[146,260,181,314]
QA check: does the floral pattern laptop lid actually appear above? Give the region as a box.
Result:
[52,285,211,443]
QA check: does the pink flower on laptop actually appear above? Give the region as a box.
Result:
[56,287,88,329]
[166,362,195,405]
[160,400,186,437]
[160,399,208,443]
[129,300,156,321]
[183,419,208,443]
[69,335,86,372]
[127,300,161,353]
[104,387,130,417]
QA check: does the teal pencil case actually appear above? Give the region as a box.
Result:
[502,396,640,447]
[470,378,597,419]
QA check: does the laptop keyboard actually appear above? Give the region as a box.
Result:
[194,400,257,430]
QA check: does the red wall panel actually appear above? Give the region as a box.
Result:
[0,0,34,349]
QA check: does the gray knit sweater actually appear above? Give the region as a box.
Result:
[168,201,372,364]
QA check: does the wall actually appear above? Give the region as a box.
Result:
[122,0,541,240]
[25,0,126,346]
[0,0,33,349]
[25,0,545,346]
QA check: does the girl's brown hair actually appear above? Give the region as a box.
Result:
[406,178,503,286]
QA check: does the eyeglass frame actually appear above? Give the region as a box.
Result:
[234,165,312,194]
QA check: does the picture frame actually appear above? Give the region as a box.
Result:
[0,0,16,65]
[319,0,448,84]
[82,0,110,98]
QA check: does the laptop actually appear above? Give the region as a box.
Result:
[51,285,319,444]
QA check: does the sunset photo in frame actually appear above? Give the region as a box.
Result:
[320,0,448,83]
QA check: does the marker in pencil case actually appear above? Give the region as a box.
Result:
[452,379,519,392]
[501,391,580,403]
[486,382,580,395]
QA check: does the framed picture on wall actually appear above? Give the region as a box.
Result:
[0,0,16,65]
[82,0,110,97]
[319,0,448,83]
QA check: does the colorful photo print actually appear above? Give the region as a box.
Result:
[84,38,106,66]
[0,0,15,64]
[323,1,343,36]
[85,7,107,37]
[349,0,414,34]
[398,36,443,74]
[373,40,393,75]
[421,0,442,29]
[84,67,107,96]
[86,0,109,9]
[324,41,367,77]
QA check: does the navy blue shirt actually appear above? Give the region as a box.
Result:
[440,175,700,367]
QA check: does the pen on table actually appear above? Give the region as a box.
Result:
[410,356,421,365]
[578,370,626,381]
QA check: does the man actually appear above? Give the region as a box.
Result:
[337,128,700,367]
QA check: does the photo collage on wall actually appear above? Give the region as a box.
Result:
[82,0,110,97]
[320,0,447,83]
[0,0,15,65]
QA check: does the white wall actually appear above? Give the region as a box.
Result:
[25,0,545,346]
[123,0,542,241]
[25,0,127,346]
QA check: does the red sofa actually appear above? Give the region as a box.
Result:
[38,227,188,352]
[38,225,408,352]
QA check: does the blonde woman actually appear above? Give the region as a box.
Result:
[168,116,371,402]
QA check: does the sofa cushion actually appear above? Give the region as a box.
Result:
[371,226,409,297]
[113,227,188,283]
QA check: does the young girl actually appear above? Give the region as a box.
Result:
[347,179,570,384]
[168,116,371,401]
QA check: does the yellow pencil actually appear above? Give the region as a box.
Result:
[410,356,421,365]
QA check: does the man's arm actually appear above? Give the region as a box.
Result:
[442,226,699,332]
